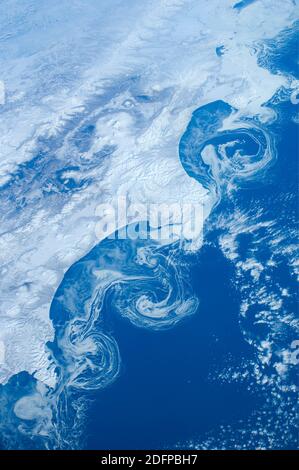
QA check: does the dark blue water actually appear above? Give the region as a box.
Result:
[84,26,299,448]
[233,0,258,11]
[86,246,257,449]
[0,17,298,451]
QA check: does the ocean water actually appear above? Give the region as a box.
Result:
[0,0,298,450]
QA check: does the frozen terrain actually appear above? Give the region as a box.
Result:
[0,0,298,449]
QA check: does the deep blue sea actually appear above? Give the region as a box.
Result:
[86,91,298,449]
[0,1,298,450]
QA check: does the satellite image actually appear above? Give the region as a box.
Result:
[0,0,298,451]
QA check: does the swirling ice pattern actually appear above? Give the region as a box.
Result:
[0,0,297,452]
[1,233,198,448]
[179,100,274,202]
[0,94,275,448]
